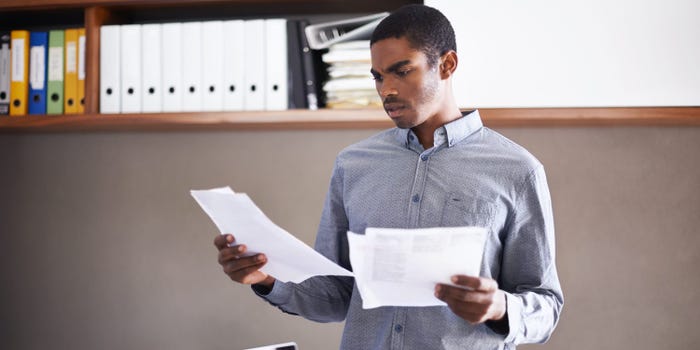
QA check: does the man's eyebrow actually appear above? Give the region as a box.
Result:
[370,60,412,76]
[386,60,412,73]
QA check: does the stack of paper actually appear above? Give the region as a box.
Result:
[191,187,353,283]
[348,227,487,309]
[321,40,381,109]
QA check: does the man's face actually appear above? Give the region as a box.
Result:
[370,37,442,129]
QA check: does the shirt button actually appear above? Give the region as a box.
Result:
[421,154,428,161]
[394,324,403,333]
[412,194,420,203]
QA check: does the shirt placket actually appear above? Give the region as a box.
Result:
[407,149,430,228]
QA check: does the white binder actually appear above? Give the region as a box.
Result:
[161,22,182,112]
[264,19,288,111]
[0,34,11,114]
[100,25,120,114]
[181,21,202,112]
[223,20,245,111]
[120,24,141,113]
[141,23,162,113]
[243,19,265,111]
[201,21,224,111]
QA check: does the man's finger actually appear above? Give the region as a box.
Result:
[218,244,247,264]
[223,254,267,275]
[451,275,497,292]
[214,234,235,250]
[436,284,489,304]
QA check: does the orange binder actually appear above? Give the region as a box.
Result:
[77,28,85,114]
[63,28,79,114]
[10,30,29,116]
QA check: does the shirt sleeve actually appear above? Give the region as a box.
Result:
[500,165,564,345]
[255,157,354,323]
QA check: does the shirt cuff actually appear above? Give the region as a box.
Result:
[501,291,523,344]
[251,280,293,306]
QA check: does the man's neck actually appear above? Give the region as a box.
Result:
[412,105,463,150]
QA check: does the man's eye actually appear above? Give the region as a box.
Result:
[397,70,410,77]
[372,75,383,82]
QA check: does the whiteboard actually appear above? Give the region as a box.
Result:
[425,0,700,107]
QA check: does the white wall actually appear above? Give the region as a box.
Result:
[426,0,700,107]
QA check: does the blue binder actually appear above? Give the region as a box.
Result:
[28,31,48,115]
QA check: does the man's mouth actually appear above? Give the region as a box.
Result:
[384,103,405,118]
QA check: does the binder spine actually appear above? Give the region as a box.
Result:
[299,20,319,110]
[77,28,86,114]
[264,19,288,111]
[222,20,244,111]
[161,22,182,112]
[141,24,162,113]
[47,30,65,115]
[99,25,120,114]
[286,20,306,109]
[0,32,11,115]
[120,24,142,113]
[201,21,224,112]
[64,29,79,114]
[10,30,30,116]
[29,31,48,115]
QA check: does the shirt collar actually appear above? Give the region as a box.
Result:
[396,109,483,149]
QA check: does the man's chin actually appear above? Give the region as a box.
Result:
[390,118,414,129]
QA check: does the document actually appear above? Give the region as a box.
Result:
[347,226,487,309]
[191,187,353,283]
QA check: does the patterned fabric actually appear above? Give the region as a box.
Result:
[256,110,563,349]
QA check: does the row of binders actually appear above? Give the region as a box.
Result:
[101,19,319,114]
[0,29,86,116]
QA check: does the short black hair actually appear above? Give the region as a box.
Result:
[370,4,456,67]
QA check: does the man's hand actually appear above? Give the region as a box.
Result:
[214,234,275,288]
[435,275,507,324]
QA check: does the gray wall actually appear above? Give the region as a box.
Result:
[1,126,699,349]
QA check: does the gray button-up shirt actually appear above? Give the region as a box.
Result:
[257,110,563,349]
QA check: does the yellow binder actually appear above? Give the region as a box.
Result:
[77,28,85,114]
[10,30,29,116]
[63,28,79,114]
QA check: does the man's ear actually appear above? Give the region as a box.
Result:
[439,50,458,79]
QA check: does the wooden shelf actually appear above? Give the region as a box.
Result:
[3,1,698,132]
[1,107,698,132]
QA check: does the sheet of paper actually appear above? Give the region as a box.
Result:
[348,226,487,309]
[191,186,353,283]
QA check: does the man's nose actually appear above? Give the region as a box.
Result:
[379,83,398,98]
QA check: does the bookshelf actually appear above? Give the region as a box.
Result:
[0,0,698,132]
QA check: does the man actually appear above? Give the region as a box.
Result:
[214,4,563,349]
